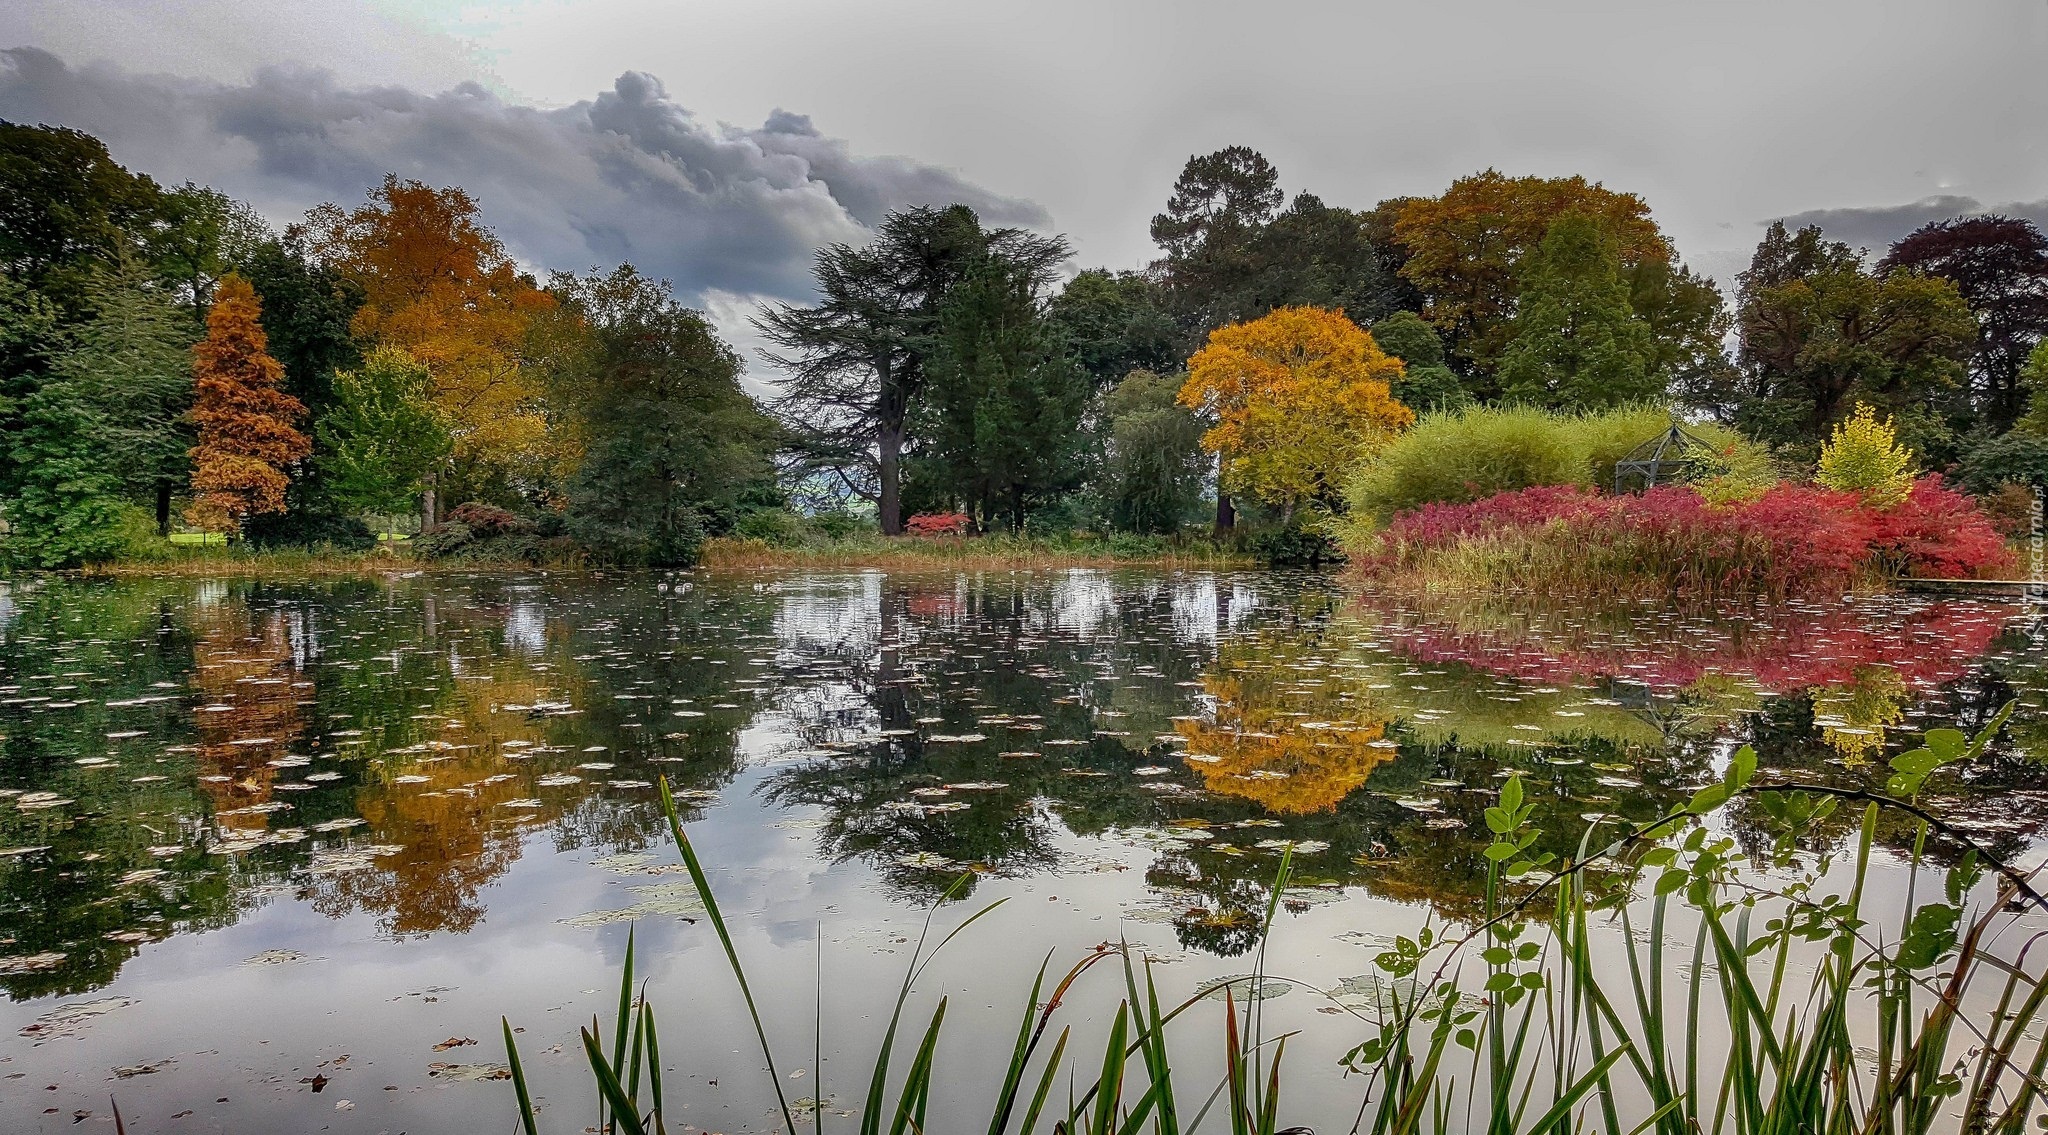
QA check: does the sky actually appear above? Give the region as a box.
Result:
[5,0,2047,354]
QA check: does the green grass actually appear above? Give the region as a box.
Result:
[504,708,2048,1135]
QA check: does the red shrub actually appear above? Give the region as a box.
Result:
[904,512,971,537]
[1868,475,2017,579]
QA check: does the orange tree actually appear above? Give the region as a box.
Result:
[1178,305,1412,524]
[300,177,556,508]
[185,274,310,533]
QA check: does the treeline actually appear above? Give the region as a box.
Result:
[5,124,2046,568]
[0,124,772,568]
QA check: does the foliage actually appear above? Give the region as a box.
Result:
[1097,370,1209,534]
[1815,403,1915,507]
[2,379,129,568]
[300,175,557,493]
[921,251,1091,531]
[1358,477,2010,597]
[0,122,163,310]
[148,182,273,324]
[1347,403,1764,523]
[1181,305,1414,522]
[413,501,547,563]
[759,205,1069,534]
[1956,427,2048,493]
[318,346,450,520]
[1393,170,1670,381]
[553,267,777,568]
[1046,268,1179,385]
[1725,222,1975,461]
[54,255,197,531]
[1371,310,1469,411]
[905,511,972,536]
[1879,214,2048,431]
[1497,213,1660,410]
[185,274,311,533]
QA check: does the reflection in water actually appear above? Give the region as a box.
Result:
[0,572,2045,1127]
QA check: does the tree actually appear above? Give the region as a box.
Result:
[4,380,128,568]
[919,253,1091,531]
[1879,215,2048,432]
[1369,310,1468,412]
[1733,222,1975,460]
[1393,170,1670,383]
[758,205,1067,534]
[1096,370,1207,534]
[319,346,450,526]
[1631,257,1736,414]
[1239,193,1398,326]
[1149,146,1285,339]
[1816,403,1914,508]
[1046,269,1178,386]
[55,256,197,532]
[300,175,555,517]
[1179,306,1414,523]
[185,275,311,533]
[1496,213,1661,410]
[148,183,272,326]
[0,123,162,311]
[555,267,778,566]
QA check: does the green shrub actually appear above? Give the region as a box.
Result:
[111,503,176,563]
[734,507,806,546]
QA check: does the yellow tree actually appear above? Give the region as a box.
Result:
[1815,402,1915,507]
[300,176,556,516]
[1178,305,1413,523]
[185,274,310,533]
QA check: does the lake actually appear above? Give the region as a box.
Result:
[1,570,2042,1133]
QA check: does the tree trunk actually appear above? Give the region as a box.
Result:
[422,472,439,531]
[1213,452,1235,533]
[155,482,172,537]
[878,424,904,536]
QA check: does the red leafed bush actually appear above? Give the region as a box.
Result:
[447,501,528,536]
[904,512,971,537]
[1361,476,2012,598]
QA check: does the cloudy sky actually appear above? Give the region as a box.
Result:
[5,0,2047,326]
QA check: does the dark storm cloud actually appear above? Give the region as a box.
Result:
[1771,194,2048,256]
[0,46,1047,304]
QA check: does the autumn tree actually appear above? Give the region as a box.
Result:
[1496,213,1661,410]
[1180,306,1414,525]
[759,205,1067,534]
[1393,170,1671,382]
[185,275,311,533]
[319,346,450,527]
[300,176,554,519]
[1879,215,2048,432]
[1730,222,1975,460]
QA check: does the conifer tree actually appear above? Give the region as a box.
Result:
[185,274,310,534]
[1497,213,1660,410]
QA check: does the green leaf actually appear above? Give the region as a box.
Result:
[1895,903,1961,970]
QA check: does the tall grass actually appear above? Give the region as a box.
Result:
[701,531,1254,571]
[505,710,2048,1135]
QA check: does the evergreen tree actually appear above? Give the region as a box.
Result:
[1497,213,1661,410]
[922,255,1091,531]
[1370,310,1470,411]
[56,256,197,533]
[185,275,311,534]
[557,267,777,567]
[4,381,128,568]
[319,346,450,528]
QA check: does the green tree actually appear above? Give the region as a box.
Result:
[4,381,128,568]
[1370,310,1469,411]
[1496,213,1661,410]
[319,346,450,527]
[0,122,162,311]
[1097,370,1207,533]
[1731,222,1976,461]
[558,267,778,566]
[921,254,1091,531]
[1046,269,1178,386]
[148,183,272,326]
[1816,403,1915,507]
[758,205,1067,534]
[54,256,197,533]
